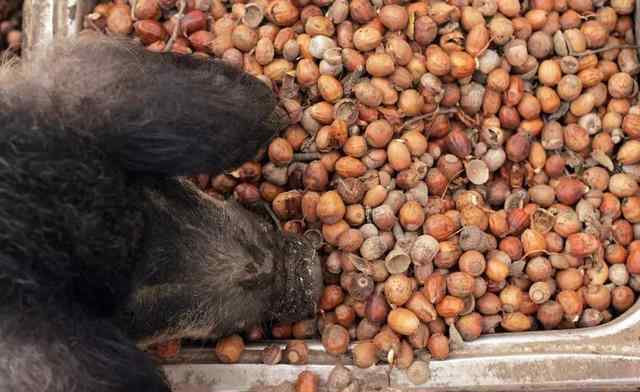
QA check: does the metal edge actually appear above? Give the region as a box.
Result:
[159,299,640,390]
[164,353,640,392]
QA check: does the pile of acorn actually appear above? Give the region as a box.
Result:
[90,0,640,386]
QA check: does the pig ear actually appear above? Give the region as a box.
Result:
[17,33,288,176]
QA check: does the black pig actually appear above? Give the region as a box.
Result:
[0,32,322,392]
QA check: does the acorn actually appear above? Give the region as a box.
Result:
[423,273,447,304]
[555,177,588,206]
[150,339,181,359]
[272,191,303,220]
[107,4,134,35]
[356,318,380,341]
[466,160,490,185]
[134,20,168,45]
[296,371,319,392]
[584,284,611,311]
[456,312,483,341]
[556,268,584,291]
[321,324,350,355]
[319,285,344,311]
[450,51,477,79]
[365,292,390,323]
[385,248,411,274]
[387,308,420,336]
[338,229,364,252]
[617,140,640,165]
[347,273,375,301]
[269,138,294,166]
[537,301,564,329]
[293,319,317,339]
[446,272,475,298]
[609,173,639,198]
[446,129,473,158]
[317,191,346,224]
[352,341,378,368]
[262,345,282,365]
[285,340,309,364]
[335,157,367,178]
[500,285,523,313]
[408,323,430,350]
[566,233,599,257]
[215,335,245,363]
[436,295,465,318]
[360,235,388,260]
[486,257,510,282]
[425,45,451,76]
[303,161,329,191]
[266,0,300,26]
[373,327,401,361]
[459,250,487,277]
[529,281,554,304]
[521,229,546,255]
[384,274,414,306]
[627,248,640,274]
[505,132,531,163]
[505,39,529,67]
[424,214,456,241]
[579,309,604,328]
[466,24,491,57]
[612,286,635,312]
[557,290,584,321]
[411,235,440,266]
[501,312,532,331]
[427,333,450,360]
[404,292,437,324]
[477,292,502,315]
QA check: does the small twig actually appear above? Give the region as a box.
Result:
[293,152,322,161]
[400,113,436,130]
[400,108,457,131]
[571,44,640,57]
[579,11,596,20]
[164,0,187,53]
[476,36,494,58]
[515,249,552,263]
[261,201,283,232]
[456,107,480,128]
[130,0,138,20]
[440,169,465,200]
[447,227,464,239]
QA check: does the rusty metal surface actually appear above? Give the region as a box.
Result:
[19,0,640,391]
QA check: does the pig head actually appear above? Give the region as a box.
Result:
[117,177,323,348]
